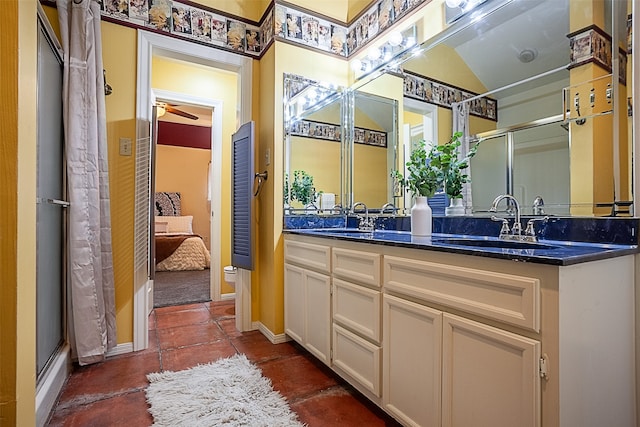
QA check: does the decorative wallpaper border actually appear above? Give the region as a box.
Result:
[95,0,265,57]
[290,119,388,148]
[274,0,429,57]
[402,70,498,122]
[568,23,629,85]
[43,0,429,60]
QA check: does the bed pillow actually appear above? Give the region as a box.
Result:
[155,220,169,233]
[155,215,193,234]
[155,192,181,216]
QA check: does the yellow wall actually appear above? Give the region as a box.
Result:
[155,145,212,247]
[568,0,614,215]
[196,0,271,22]
[290,136,342,203]
[102,21,138,344]
[257,45,278,330]
[152,56,238,293]
[354,144,389,206]
[4,0,38,425]
[353,107,389,206]
[347,0,375,21]
[293,0,349,21]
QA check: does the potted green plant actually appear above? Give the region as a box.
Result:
[429,131,479,215]
[287,170,316,208]
[392,140,443,236]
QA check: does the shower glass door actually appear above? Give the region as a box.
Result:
[36,20,66,377]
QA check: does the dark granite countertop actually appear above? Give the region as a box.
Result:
[284,228,639,266]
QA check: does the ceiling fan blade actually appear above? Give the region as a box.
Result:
[165,105,199,120]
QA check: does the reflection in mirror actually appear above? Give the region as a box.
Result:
[470,116,570,215]
[351,88,398,212]
[395,0,633,216]
[284,74,344,214]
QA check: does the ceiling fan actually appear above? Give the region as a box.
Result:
[156,102,199,120]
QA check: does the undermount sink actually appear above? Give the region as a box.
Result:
[305,228,373,235]
[319,228,372,233]
[434,238,559,250]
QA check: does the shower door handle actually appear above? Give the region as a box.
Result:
[37,197,70,208]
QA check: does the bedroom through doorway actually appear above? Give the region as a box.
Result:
[153,100,214,308]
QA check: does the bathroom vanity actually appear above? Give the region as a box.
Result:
[283,228,636,427]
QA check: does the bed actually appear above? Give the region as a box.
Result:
[154,192,211,271]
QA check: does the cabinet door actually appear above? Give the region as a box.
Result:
[304,269,332,365]
[333,278,381,343]
[442,313,540,427]
[383,294,442,427]
[284,263,305,344]
[333,323,382,397]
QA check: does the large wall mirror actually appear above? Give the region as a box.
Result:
[284,75,345,213]
[350,81,399,211]
[284,0,634,219]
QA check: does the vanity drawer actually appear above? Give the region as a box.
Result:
[332,323,382,398]
[284,240,331,273]
[333,278,381,343]
[383,255,540,332]
[332,247,381,288]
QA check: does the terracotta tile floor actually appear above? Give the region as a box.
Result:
[47,300,401,426]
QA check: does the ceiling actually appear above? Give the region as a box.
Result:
[444,0,570,98]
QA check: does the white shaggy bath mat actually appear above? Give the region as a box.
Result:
[146,354,304,427]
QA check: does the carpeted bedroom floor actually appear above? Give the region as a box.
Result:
[154,269,211,308]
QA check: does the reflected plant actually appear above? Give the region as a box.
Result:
[288,170,315,206]
[431,131,480,199]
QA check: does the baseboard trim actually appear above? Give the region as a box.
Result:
[220,292,235,301]
[257,322,290,344]
[106,342,134,358]
[36,344,71,427]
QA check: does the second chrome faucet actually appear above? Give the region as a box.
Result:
[489,194,548,242]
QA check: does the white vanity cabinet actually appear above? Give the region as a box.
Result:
[382,254,541,427]
[331,247,382,400]
[283,234,636,427]
[383,294,443,426]
[283,239,331,365]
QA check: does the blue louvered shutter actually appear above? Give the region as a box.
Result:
[231,121,255,270]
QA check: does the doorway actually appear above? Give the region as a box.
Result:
[153,97,221,308]
[134,31,253,350]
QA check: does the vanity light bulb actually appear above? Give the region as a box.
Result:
[388,32,403,47]
[367,47,381,61]
[351,59,363,72]
[445,0,463,8]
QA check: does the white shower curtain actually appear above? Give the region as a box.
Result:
[57,0,116,365]
[451,102,473,214]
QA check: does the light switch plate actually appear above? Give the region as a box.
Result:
[119,137,132,156]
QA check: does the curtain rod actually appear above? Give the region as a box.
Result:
[461,64,570,104]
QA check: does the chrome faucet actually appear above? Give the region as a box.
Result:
[489,194,522,239]
[381,202,397,215]
[304,202,318,212]
[352,202,374,231]
[532,195,545,215]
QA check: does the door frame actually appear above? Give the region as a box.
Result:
[135,31,252,350]
[152,89,223,302]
